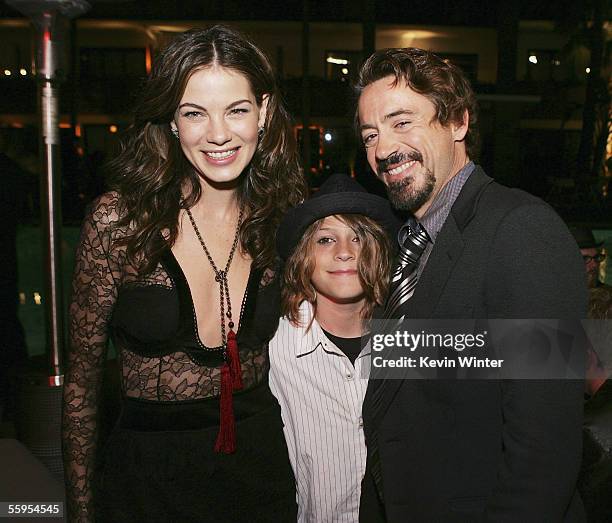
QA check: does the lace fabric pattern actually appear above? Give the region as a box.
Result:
[62,192,275,522]
[119,346,267,401]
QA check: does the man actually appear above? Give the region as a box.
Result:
[570,227,612,521]
[356,48,588,522]
[570,227,612,320]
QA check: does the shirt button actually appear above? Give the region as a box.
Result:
[358,417,363,428]
[346,372,353,381]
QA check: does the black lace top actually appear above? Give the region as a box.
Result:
[62,192,280,521]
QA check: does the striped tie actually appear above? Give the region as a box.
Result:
[384,220,431,319]
[367,219,430,502]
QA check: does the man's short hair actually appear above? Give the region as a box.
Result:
[354,47,480,159]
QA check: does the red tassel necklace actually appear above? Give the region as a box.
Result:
[186,205,245,454]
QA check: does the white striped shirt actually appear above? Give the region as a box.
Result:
[269,302,369,523]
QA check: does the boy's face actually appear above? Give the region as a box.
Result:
[310,216,365,304]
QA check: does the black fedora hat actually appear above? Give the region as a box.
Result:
[276,173,401,260]
[569,227,603,249]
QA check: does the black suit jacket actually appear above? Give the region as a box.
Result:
[360,167,588,522]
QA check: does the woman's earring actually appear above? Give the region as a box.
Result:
[257,126,265,138]
[171,127,179,139]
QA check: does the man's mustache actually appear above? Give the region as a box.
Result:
[376,151,423,175]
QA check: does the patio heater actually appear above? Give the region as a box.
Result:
[7,0,90,384]
[6,0,90,482]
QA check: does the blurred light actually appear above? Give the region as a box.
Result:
[4,69,11,76]
[327,57,348,65]
[19,292,26,305]
[586,67,591,74]
[34,292,42,305]
[0,19,29,28]
[109,125,118,133]
[145,46,152,75]
[402,30,444,40]
[59,123,71,128]
[75,124,82,137]
[148,24,189,33]
[528,55,538,64]
[341,67,349,75]
[324,132,332,142]
[552,59,561,66]
[19,68,27,76]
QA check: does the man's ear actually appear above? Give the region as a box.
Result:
[452,109,469,142]
[258,94,270,128]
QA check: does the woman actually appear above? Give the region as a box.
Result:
[62,25,306,522]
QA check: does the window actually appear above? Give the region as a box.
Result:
[325,50,363,81]
[526,49,565,82]
[437,53,479,83]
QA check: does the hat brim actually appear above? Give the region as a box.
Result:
[578,240,604,249]
[276,192,401,260]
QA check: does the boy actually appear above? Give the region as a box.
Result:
[270,174,399,522]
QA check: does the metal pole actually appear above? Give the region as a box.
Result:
[6,0,90,388]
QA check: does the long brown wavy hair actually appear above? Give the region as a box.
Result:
[108,25,306,273]
[282,214,392,330]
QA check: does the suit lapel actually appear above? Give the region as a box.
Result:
[406,166,493,320]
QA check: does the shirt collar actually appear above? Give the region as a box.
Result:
[293,301,371,359]
[399,161,474,246]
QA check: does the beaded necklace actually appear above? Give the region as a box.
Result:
[186,205,245,453]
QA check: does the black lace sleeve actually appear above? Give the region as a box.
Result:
[62,193,122,522]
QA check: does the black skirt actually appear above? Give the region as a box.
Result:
[96,382,297,523]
